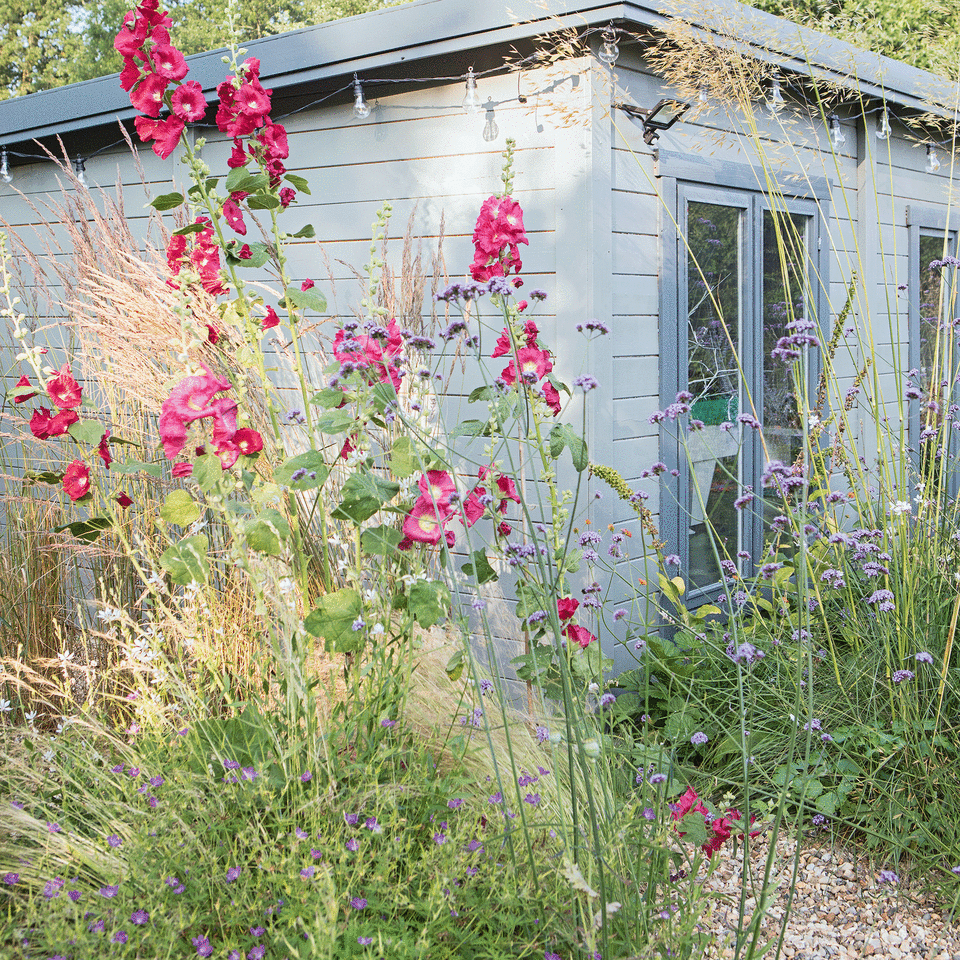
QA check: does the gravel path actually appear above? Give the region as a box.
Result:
[700,834,960,958]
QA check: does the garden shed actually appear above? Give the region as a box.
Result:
[0,0,956,680]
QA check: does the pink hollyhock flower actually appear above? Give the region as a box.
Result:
[493,472,520,507]
[517,300,528,312]
[222,199,246,236]
[233,428,263,456]
[171,462,193,477]
[279,187,296,208]
[163,365,232,425]
[258,121,289,160]
[29,407,79,440]
[151,43,188,82]
[301,278,314,291]
[171,81,207,122]
[209,397,239,450]
[542,381,561,416]
[129,71,168,117]
[261,307,280,330]
[215,438,240,469]
[135,115,185,159]
[491,328,513,359]
[166,221,225,296]
[564,624,597,649]
[119,57,143,92]
[158,410,188,459]
[237,244,252,259]
[114,16,147,59]
[227,138,249,168]
[46,365,82,409]
[12,375,37,403]
[237,82,271,121]
[523,320,539,343]
[116,492,134,508]
[461,485,486,527]
[332,319,404,391]
[62,460,91,501]
[557,597,579,621]
[417,470,455,512]
[472,195,528,254]
[500,346,552,387]
[205,324,220,344]
[98,430,112,468]
[403,498,445,545]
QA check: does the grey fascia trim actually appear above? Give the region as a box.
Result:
[0,0,954,147]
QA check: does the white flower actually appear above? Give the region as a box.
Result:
[42,748,55,762]
[277,577,295,595]
[96,606,125,624]
[24,710,38,724]
[0,699,11,713]
[56,650,75,663]
[889,500,911,516]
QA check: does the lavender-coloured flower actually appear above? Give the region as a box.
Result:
[915,651,934,664]
[573,375,598,391]
[131,909,149,925]
[878,869,899,884]
[112,930,129,944]
[225,866,241,883]
[690,731,708,746]
[892,669,914,684]
[99,884,119,898]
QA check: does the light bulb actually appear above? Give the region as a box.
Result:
[352,75,370,119]
[0,149,11,184]
[927,144,941,173]
[768,79,784,115]
[876,107,891,140]
[829,114,845,149]
[482,101,499,142]
[462,66,481,114]
[74,156,86,186]
[598,23,619,65]
[698,86,709,106]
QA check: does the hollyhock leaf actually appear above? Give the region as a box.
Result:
[445,647,465,682]
[151,192,185,211]
[562,547,583,573]
[283,283,327,314]
[369,382,398,413]
[678,811,709,847]
[360,524,404,557]
[193,454,224,494]
[385,436,414,478]
[331,472,401,524]
[244,509,289,556]
[467,386,497,403]
[159,535,210,586]
[466,549,498,584]
[314,409,356,435]
[246,194,281,210]
[511,645,554,682]
[172,222,208,236]
[274,452,329,491]
[310,387,346,409]
[23,470,65,486]
[160,490,202,527]
[284,173,311,194]
[548,423,588,472]
[514,580,543,619]
[291,224,315,239]
[54,517,113,544]
[408,579,450,628]
[113,460,163,478]
[451,419,490,439]
[67,419,107,446]
[815,792,839,816]
[225,168,270,194]
[658,574,685,605]
[304,588,362,652]
[228,242,270,268]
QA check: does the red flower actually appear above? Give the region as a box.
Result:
[119,57,143,92]
[98,430,112,469]
[500,346,552,387]
[151,43,188,82]
[233,428,263,456]
[557,597,579,621]
[205,324,220,344]
[417,470,456,512]
[563,624,597,649]
[470,194,528,281]
[129,71,168,117]
[542,381,561,416]
[261,307,280,330]
[166,220,225,296]
[222,199,246,236]
[301,278,314,291]
[116,492,134,508]
[46,365,82,409]
[171,81,207,122]
[491,329,513,358]
[237,244,252,259]
[461,486,486,527]
[172,461,193,478]
[403,498,445,545]
[11,375,37,403]
[135,114,185,159]
[63,460,91,502]
[517,300,528,312]
[331,319,403,391]
[279,187,296,208]
[30,407,77,440]
[227,138,249,169]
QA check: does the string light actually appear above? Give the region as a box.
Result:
[927,144,941,173]
[0,149,11,184]
[698,86,709,106]
[829,114,845,149]
[598,22,619,65]
[482,99,499,142]
[462,66,481,114]
[768,78,785,115]
[352,74,370,119]
[876,106,891,140]
[74,155,86,185]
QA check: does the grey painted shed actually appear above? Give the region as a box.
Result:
[0,0,956,676]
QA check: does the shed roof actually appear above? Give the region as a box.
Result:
[0,0,954,148]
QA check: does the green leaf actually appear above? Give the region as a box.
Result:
[467,386,497,403]
[172,222,208,236]
[291,223,315,239]
[228,242,271,268]
[159,535,209,585]
[678,810,709,848]
[283,173,312,195]
[408,579,450,628]
[160,490,201,527]
[360,524,403,557]
[193,454,224,494]
[314,409,357,434]
[304,588,363,653]
[331,471,400,524]
[369,382,398,412]
[389,436,415,478]
[549,423,588,471]
[113,459,162,478]
[225,168,269,194]
[67,419,106,445]
[244,508,289,556]
[274,452,329,491]
[514,580,543,619]
[311,388,346,409]
[284,283,327,315]
[150,191,184,211]
[445,648,465,682]
[53,517,113,543]
[186,178,218,201]
[23,470,65,486]
[246,194,280,210]
[463,549,498,584]
[451,419,489,439]
[510,644,554,681]
[815,791,839,816]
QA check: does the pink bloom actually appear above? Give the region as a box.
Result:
[301,278,314,291]
[542,381,561,416]
[170,81,207,122]
[166,221,225,296]
[417,470,455,512]
[523,320,539,344]
[500,346,552,387]
[491,328,513,358]
[279,187,296,208]
[129,71,168,117]
[332,318,403,391]
[237,82,271,120]
[222,199,246,236]
[557,598,579,621]
[461,486,486,527]
[163,365,232,424]
[564,624,596,649]
[261,307,280,330]
[227,138,249,169]
[135,114,185,159]
[233,428,263,456]
[116,492,134,508]
[12,374,37,403]
[205,324,220,344]
[46,365,82,409]
[119,57,143,92]
[98,430,112,468]
[158,410,188,459]
[403,498,445,545]
[63,460,91,501]
[237,244,252,259]
[151,43,187,81]
[171,462,193,477]
[517,300,528,312]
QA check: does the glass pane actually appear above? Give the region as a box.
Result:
[686,201,742,588]
[761,211,809,521]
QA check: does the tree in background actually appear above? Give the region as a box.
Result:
[0,0,86,98]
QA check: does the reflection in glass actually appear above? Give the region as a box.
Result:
[686,201,742,588]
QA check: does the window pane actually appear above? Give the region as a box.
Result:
[762,211,809,520]
[686,201,742,588]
